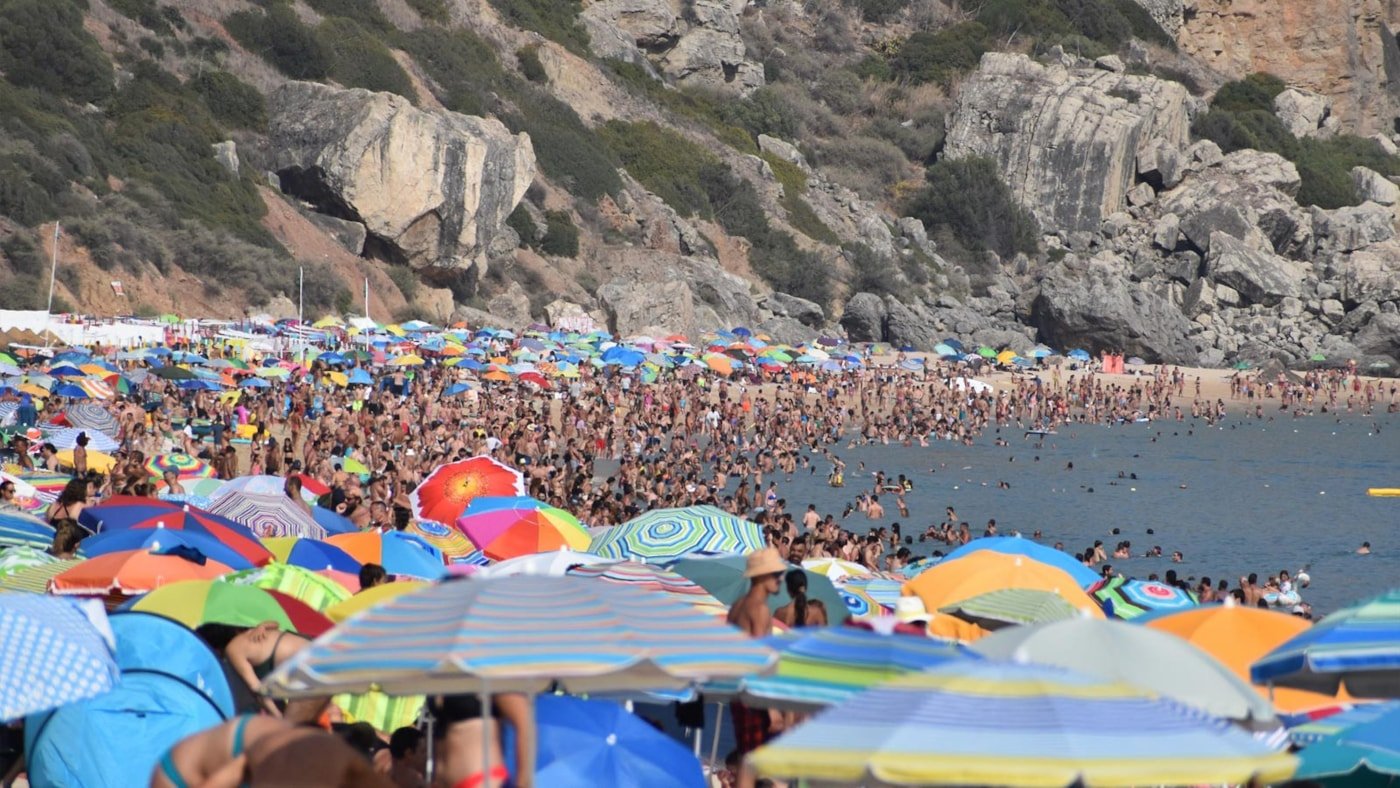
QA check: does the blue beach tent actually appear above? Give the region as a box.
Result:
[25,612,235,787]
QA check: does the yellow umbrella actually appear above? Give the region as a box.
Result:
[903,552,1100,614]
[55,449,116,473]
[312,316,344,329]
[326,371,349,387]
[325,580,429,623]
[384,325,406,337]
[18,384,47,399]
[996,349,1018,364]
[389,354,424,367]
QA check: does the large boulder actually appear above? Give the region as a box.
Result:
[1312,202,1396,254]
[1030,254,1199,363]
[1203,232,1304,306]
[597,277,696,337]
[1273,87,1334,138]
[840,293,887,343]
[1124,0,1184,34]
[268,82,535,270]
[1159,150,1312,257]
[944,52,1190,234]
[581,0,763,93]
[1351,312,1400,361]
[763,292,825,327]
[1337,241,1400,305]
[1351,166,1400,206]
[883,296,940,350]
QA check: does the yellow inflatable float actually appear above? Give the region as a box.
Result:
[1368,488,1400,497]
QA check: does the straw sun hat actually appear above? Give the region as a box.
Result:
[744,547,787,578]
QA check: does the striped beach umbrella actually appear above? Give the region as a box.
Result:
[121,579,333,637]
[213,475,319,504]
[942,536,1100,589]
[903,552,1099,615]
[324,531,445,581]
[1252,588,1400,698]
[670,554,848,624]
[333,690,425,736]
[77,496,272,567]
[8,471,69,502]
[403,520,477,560]
[941,587,1090,630]
[1287,701,1399,747]
[206,492,326,540]
[566,562,729,617]
[0,545,57,578]
[42,426,120,452]
[0,511,53,551]
[410,456,525,526]
[972,617,1278,725]
[0,596,120,722]
[456,498,590,561]
[1091,576,1198,619]
[710,627,973,711]
[0,559,80,594]
[746,661,1297,787]
[218,563,353,612]
[262,576,777,698]
[1293,702,1400,783]
[587,506,764,564]
[145,453,214,481]
[0,471,50,513]
[79,527,257,572]
[801,558,872,583]
[63,403,118,435]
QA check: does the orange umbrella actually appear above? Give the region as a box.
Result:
[703,352,735,376]
[902,552,1101,615]
[926,612,991,643]
[1144,603,1354,714]
[50,549,233,596]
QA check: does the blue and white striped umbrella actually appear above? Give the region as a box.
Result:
[747,661,1297,787]
[1252,588,1400,698]
[0,512,54,550]
[42,426,119,452]
[263,576,776,698]
[1,596,120,722]
[587,506,763,564]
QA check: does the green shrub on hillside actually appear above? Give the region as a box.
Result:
[761,152,839,244]
[225,4,332,80]
[848,242,902,297]
[486,0,589,55]
[304,0,392,33]
[317,17,415,99]
[507,204,539,246]
[604,60,756,153]
[847,0,910,23]
[517,46,548,83]
[0,0,114,103]
[720,87,803,144]
[598,121,715,217]
[189,71,267,130]
[890,22,991,89]
[0,149,65,225]
[504,90,621,200]
[405,0,449,23]
[398,27,507,116]
[110,0,174,36]
[387,265,419,302]
[904,157,1039,259]
[540,210,579,257]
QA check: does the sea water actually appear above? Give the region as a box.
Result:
[779,412,1400,614]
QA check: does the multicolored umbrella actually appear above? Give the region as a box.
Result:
[566,562,728,617]
[903,552,1099,615]
[263,576,777,697]
[77,496,271,567]
[941,587,1090,630]
[410,456,525,525]
[457,499,591,561]
[121,579,333,637]
[0,559,79,594]
[62,403,118,435]
[0,511,55,550]
[710,627,973,711]
[218,563,353,612]
[941,536,1101,589]
[261,537,362,574]
[50,549,234,596]
[206,491,326,540]
[670,554,848,624]
[1145,604,1355,715]
[144,453,214,481]
[333,690,425,737]
[587,506,764,564]
[472,550,618,579]
[1293,702,1400,784]
[325,581,429,623]
[0,545,58,578]
[1288,701,1399,747]
[0,596,119,722]
[79,527,257,572]
[971,617,1278,725]
[800,558,872,583]
[746,661,1297,787]
[1252,588,1400,698]
[403,519,477,559]
[0,471,52,513]
[213,475,319,504]
[324,531,446,580]
[1090,575,1198,619]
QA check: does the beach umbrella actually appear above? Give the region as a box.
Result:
[472,549,618,579]
[1091,575,1198,619]
[529,695,706,788]
[588,506,764,564]
[0,511,55,550]
[262,576,776,698]
[976,346,997,358]
[410,456,525,525]
[1293,703,1400,784]
[902,552,1100,615]
[62,403,117,435]
[0,559,80,593]
[324,580,429,623]
[670,554,848,624]
[745,661,1296,787]
[941,536,1100,588]
[1144,604,1355,714]
[309,506,358,536]
[334,689,425,737]
[0,545,58,578]
[403,520,477,559]
[149,365,195,380]
[77,496,272,566]
[710,627,973,711]
[566,562,729,617]
[120,579,333,637]
[0,471,47,513]
[10,471,69,502]
[325,531,446,580]
[1067,348,1091,361]
[207,491,327,540]
[261,537,361,573]
[457,502,591,562]
[219,563,354,612]
[0,596,119,722]
[157,476,225,500]
[41,426,119,452]
[214,474,319,504]
[940,587,1085,630]
[79,527,257,571]
[50,548,234,596]
[1252,588,1400,698]
[144,453,214,481]
[1288,701,1399,747]
[972,617,1278,725]
[54,448,115,473]
[800,558,872,583]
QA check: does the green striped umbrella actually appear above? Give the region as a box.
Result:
[940,588,1081,630]
[587,506,764,564]
[0,546,58,579]
[218,562,352,612]
[0,559,80,594]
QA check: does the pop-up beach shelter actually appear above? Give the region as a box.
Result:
[25,612,235,787]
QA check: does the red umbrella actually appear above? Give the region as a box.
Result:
[77,496,273,567]
[293,473,331,498]
[410,456,525,525]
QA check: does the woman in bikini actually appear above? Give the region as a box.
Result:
[45,478,90,525]
[429,693,531,788]
[195,623,315,720]
[151,716,391,788]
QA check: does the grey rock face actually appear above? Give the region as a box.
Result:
[1159,151,1311,256]
[598,277,696,336]
[1273,88,1332,138]
[841,293,887,343]
[764,292,825,327]
[1124,0,1184,34]
[1204,233,1303,306]
[757,135,808,170]
[883,296,940,350]
[211,141,239,178]
[1338,242,1400,305]
[1351,166,1400,206]
[267,82,535,269]
[582,0,763,93]
[299,210,368,256]
[1313,202,1396,254]
[1352,312,1400,361]
[945,53,1190,234]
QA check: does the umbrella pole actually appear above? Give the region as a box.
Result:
[424,709,436,785]
[709,700,725,770]
[520,691,537,788]
[480,687,494,787]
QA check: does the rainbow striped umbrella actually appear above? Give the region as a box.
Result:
[214,475,319,504]
[218,563,353,612]
[941,588,1083,630]
[587,506,764,564]
[120,579,333,637]
[0,559,80,594]
[1252,588,1400,698]
[403,520,477,559]
[207,492,326,540]
[333,690,425,735]
[566,562,728,617]
[0,471,49,513]
[262,576,776,697]
[0,511,54,550]
[709,627,973,711]
[410,456,525,526]
[1090,575,1198,620]
[145,453,214,481]
[747,661,1297,787]
[8,470,70,501]
[457,497,590,561]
